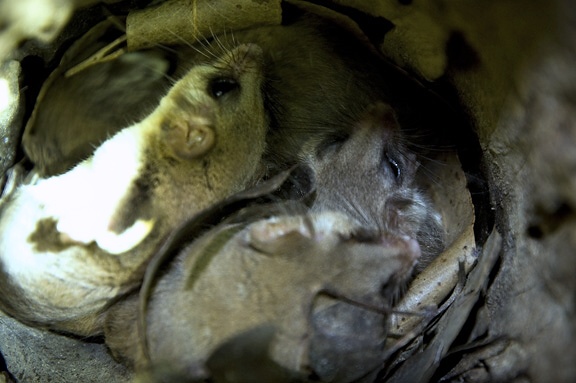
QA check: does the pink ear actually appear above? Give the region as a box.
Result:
[246,216,314,257]
[163,120,216,160]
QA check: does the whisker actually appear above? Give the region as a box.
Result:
[212,27,230,55]
[163,27,212,61]
[346,197,374,227]
[167,27,196,49]
[194,35,220,61]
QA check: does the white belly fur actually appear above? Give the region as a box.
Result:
[0,120,155,320]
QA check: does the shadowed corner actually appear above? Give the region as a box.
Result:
[0,347,16,383]
[138,325,299,383]
[308,293,389,383]
[205,325,299,383]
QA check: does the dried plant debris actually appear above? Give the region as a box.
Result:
[126,0,282,51]
[381,229,502,382]
[389,151,476,339]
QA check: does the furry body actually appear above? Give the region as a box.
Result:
[0,43,267,335]
[104,210,420,381]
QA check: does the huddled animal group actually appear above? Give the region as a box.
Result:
[0,7,451,382]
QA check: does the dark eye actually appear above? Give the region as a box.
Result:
[208,77,239,99]
[385,153,401,179]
